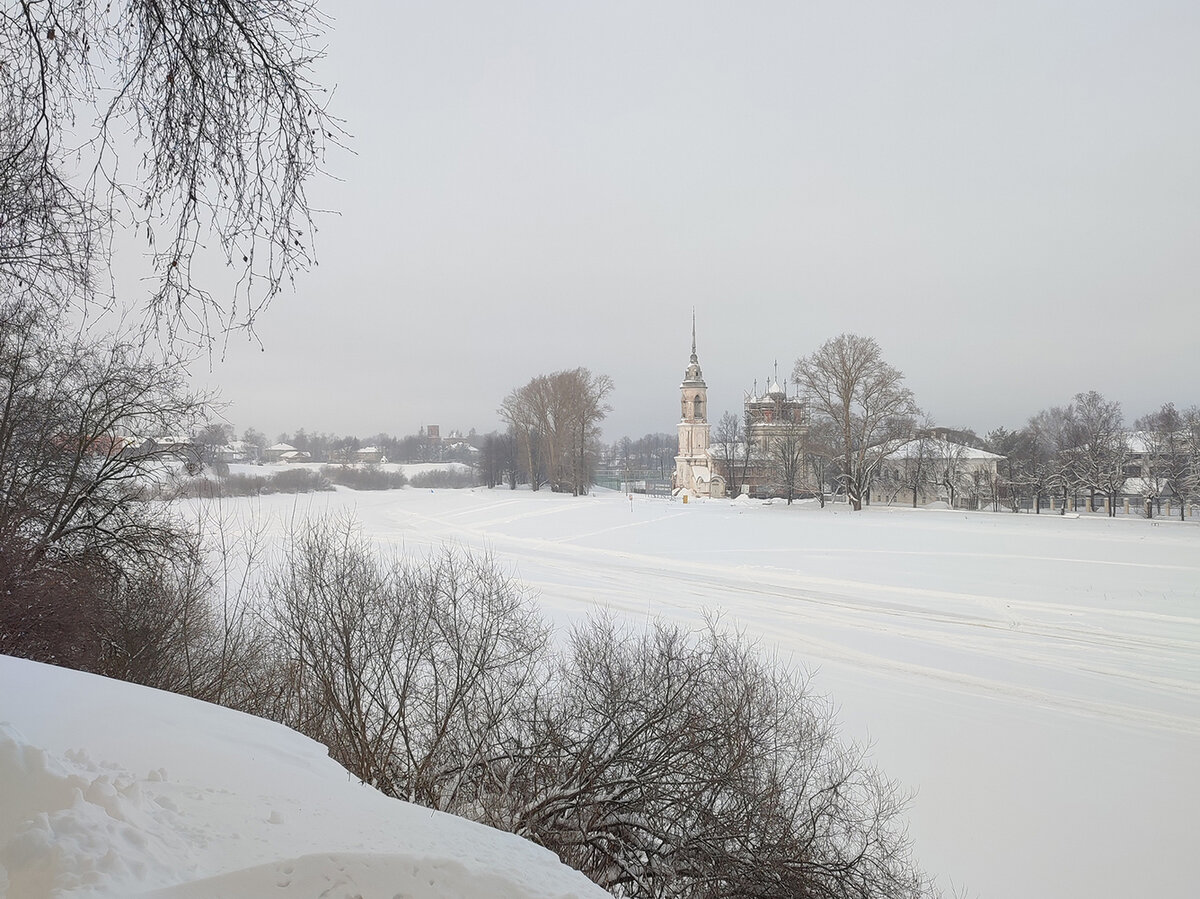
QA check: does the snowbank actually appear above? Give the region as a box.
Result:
[0,655,608,899]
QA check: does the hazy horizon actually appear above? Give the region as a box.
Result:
[180,1,1198,443]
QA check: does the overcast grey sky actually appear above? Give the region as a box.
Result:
[194,0,1200,442]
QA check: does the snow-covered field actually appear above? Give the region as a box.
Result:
[0,654,608,898]
[220,486,1198,899]
[4,486,1197,898]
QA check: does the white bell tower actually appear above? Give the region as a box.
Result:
[674,312,712,494]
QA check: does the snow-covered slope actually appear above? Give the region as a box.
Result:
[0,655,608,899]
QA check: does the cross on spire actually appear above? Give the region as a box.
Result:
[690,308,698,363]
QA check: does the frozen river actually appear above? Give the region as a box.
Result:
[224,487,1200,899]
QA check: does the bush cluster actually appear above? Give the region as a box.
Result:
[320,465,409,490]
[409,467,478,489]
[3,511,935,899]
[171,465,435,497]
[171,468,335,498]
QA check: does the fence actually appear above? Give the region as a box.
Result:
[594,470,674,497]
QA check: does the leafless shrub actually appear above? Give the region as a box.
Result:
[268,516,548,802]
[321,465,409,491]
[408,468,478,489]
[261,514,932,898]
[169,467,340,498]
[268,468,331,494]
[488,616,931,899]
[95,542,212,689]
[0,501,280,715]
[0,544,112,669]
[95,507,281,714]
[167,475,235,499]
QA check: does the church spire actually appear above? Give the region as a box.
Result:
[680,310,705,387]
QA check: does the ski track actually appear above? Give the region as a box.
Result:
[354,492,1200,737]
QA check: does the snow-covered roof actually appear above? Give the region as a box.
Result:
[1119,476,1178,497]
[891,438,1005,461]
[267,442,296,452]
[1126,429,1197,455]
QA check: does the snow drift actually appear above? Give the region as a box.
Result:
[0,654,608,899]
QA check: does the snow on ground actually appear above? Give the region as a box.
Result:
[5,487,1196,898]
[0,655,610,899]
[195,487,1199,899]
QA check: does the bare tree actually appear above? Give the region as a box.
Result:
[615,435,634,483]
[0,300,206,597]
[803,415,839,508]
[793,334,919,511]
[986,426,1035,512]
[1027,405,1079,513]
[478,431,505,489]
[1135,403,1200,519]
[241,427,267,460]
[930,434,970,509]
[770,418,806,504]
[1,0,336,340]
[1072,391,1127,516]
[501,428,521,490]
[499,385,548,490]
[58,497,939,898]
[0,307,301,697]
[500,368,613,495]
[893,433,936,507]
[712,410,749,497]
[1183,406,1200,514]
[969,466,1000,512]
[560,368,615,496]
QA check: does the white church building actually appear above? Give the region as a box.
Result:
[672,320,726,498]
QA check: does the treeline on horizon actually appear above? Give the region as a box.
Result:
[222,384,1200,515]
